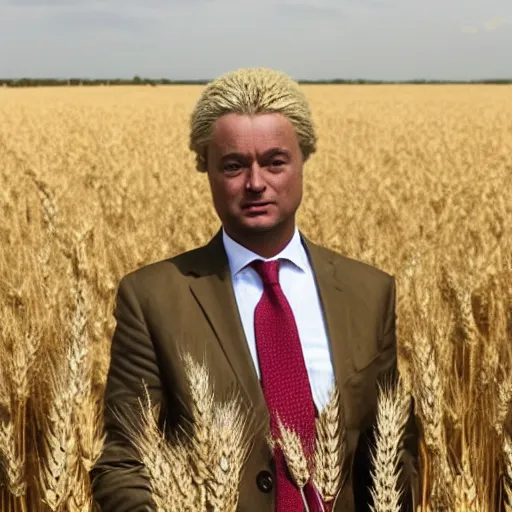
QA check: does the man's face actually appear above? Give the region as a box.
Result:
[205,112,304,239]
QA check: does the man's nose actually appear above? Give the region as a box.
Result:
[245,163,265,191]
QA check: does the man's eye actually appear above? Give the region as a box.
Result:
[224,163,242,172]
[270,160,285,167]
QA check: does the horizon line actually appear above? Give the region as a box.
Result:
[2,77,512,83]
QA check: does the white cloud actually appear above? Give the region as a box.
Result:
[483,16,512,30]
[461,16,512,34]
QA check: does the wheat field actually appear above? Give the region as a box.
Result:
[0,84,511,511]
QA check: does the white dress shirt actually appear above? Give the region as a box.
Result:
[222,226,335,412]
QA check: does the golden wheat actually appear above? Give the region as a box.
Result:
[313,385,345,505]
[0,84,511,510]
[124,354,251,512]
[369,378,411,512]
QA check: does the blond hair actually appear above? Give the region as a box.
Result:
[188,67,317,172]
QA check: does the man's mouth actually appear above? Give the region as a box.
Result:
[242,202,272,213]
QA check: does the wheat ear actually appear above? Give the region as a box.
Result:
[369,377,411,512]
[452,455,479,511]
[66,478,93,512]
[39,363,80,511]
[271,417,312,511]
[411,333,453,509]
[275,417,311,489]
[495,372,512,437]
[37,279,91,510]
[77,387,105,474]
[313,385,345,504]
[127,381,197,511]
[182,352,215,509]
[502,433,512,510]
[0,418,26,497]
[207,398,251,512]
[0,321,33,499]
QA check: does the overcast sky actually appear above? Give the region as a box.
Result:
[1,0,511,80]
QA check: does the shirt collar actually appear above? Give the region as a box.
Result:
[222,225,309,277]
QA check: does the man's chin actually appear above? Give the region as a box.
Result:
[238,218,278,234]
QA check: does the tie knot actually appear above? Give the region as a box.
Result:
[251,259,280,285]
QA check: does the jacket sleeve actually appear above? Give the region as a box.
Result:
[352,276,421,512]
[90,274,161,512]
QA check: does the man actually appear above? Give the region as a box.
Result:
[90,67,419,511]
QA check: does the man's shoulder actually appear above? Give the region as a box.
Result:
[117,243,210,293]
[311,242,394,289]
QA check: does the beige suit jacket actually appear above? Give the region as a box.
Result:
[90,228,420,511]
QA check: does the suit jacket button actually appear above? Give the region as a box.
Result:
[256,470,274,493]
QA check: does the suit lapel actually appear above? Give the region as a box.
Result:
[186,228,356,429]
[187,230,268,429]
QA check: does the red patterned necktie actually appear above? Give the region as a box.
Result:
[251,259,320,511]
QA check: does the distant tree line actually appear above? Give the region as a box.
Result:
[1,76,511,87]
